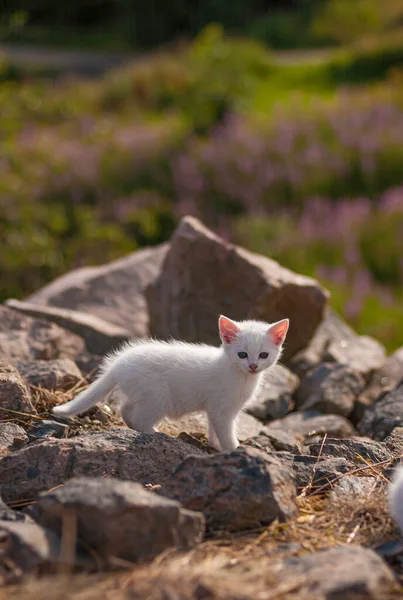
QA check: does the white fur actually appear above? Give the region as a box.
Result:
[52,316,289,452]
[388,466,403,534]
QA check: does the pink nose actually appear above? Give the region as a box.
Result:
[249,363,258,371]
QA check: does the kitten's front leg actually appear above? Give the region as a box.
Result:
[207,417,221,451]
[210,414,239,452]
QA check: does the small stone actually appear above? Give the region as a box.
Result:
[37,477,205,563]
[0,362,37,421]
[0,498,34,524]
[15,358,82,391]
[324,335,386,382]
[384,427,403,456]
[0,306,85,364]
[0,423,29,454]
[295,362,365,417]
[260,428,302,454]
[26,419,70,441]
[277,545,396,599]
[358,382,403,441]
[308,437,391,465]
[159,447,297,531]
[266,411,356,442]
[329,476,379,502]
[276,453,354,492]
[362,347,403,404]
[247,365,299,421]
[159,411,263,443]
[0,521,59,584]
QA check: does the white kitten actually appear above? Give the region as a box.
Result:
[52,315,289,452]
[388,466,403,534]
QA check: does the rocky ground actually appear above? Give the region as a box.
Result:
[1,216,403,599]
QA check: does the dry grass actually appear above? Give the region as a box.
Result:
[3,487,401,600]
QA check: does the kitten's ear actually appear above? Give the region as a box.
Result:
[219,315,240,344]
[268,319,289,346]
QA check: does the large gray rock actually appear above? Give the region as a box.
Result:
[0,363,37,421]
[0,306,85,363]
[6,299,130,356]
[25,244,168,338]
[358,382,403,440]
[0,422,29,454]
[146,217,328,361]
[277,545,396,599]
[0,428,206,503]
[15,358,82,391]
[37,477,205,563]
[247,365,299,421]
[159,447,297,531]
[295,362,365,417]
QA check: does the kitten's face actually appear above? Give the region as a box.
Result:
[219,315,289,375]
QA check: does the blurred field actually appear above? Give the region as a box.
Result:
[1,8,403,350]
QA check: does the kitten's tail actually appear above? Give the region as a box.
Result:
[52,368,115,418]
[388,465,403,534]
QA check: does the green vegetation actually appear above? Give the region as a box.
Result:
[2,18,403,350]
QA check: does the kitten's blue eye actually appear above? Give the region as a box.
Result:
[238,352,248,359]
[259,352,269,359]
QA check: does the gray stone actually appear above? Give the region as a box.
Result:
[26,419,70,441]
[276,453,355,492]
[266,410,356,442]
[0,422,29,454]
[363,346,403,403]
[159,447,297,531]
[324,335,386,382]
[7,299,131,356]
[277,545,396,599]
[0,498,34,524]
[257,428,302,454]
[37,477,205,563]
[308,437,391,464]
[384,427,403,456]
[146,216,328,361]
[358,382,403,441]
[15,358,82,391]
[247,365,298,421]
[287,308,358,377]
[0,520,59,584]
[329,476,379,502]
[159,411,263,443]
[295,362,365,417]
[25,244,168,338]
[0,363,37,421]
[0,428,207,503]
[0,306,85,364]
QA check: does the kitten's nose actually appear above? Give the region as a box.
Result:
[249,363,258,372]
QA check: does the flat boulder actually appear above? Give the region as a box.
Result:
[146,216,328,361]
[25,244,168,338]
